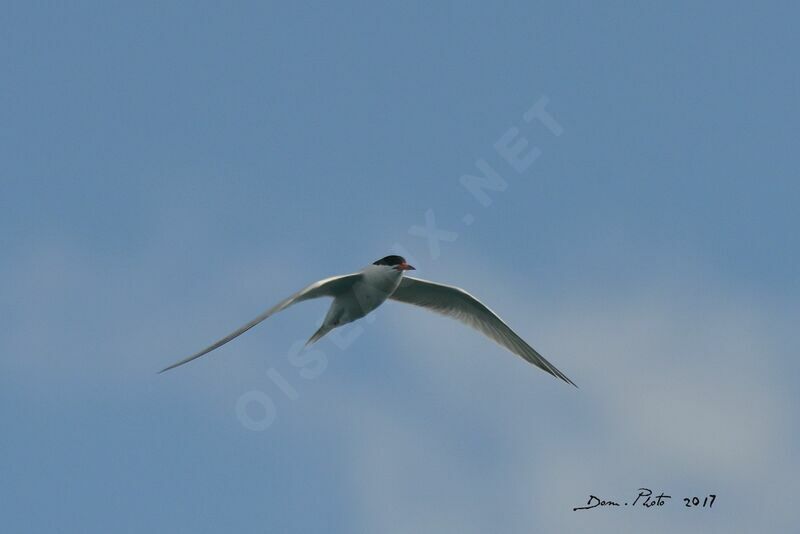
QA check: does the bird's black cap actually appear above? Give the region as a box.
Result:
[373,255,407,266]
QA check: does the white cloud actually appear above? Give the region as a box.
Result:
[333,264,798,533]
[5,237,796,532]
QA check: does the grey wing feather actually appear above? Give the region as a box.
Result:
[159,273,362,373]
[389,276,576,387]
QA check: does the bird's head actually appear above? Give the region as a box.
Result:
[372,255,415,272]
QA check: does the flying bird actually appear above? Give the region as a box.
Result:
[159,255,575,386]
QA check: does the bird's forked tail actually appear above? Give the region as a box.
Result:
[306,324,332,346]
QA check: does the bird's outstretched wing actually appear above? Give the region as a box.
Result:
[159,273,362,373]
[389,276,576,386]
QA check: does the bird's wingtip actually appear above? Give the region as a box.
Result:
[550,368,577,388]
[560,373,578,388]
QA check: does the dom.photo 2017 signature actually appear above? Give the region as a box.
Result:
[572,488,716,511]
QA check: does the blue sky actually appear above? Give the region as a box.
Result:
[2,2,798,532]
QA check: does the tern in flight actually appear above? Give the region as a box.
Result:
[160,255,575,386]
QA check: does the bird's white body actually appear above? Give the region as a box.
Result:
[160,255,575,386]
[311,264,403,343]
